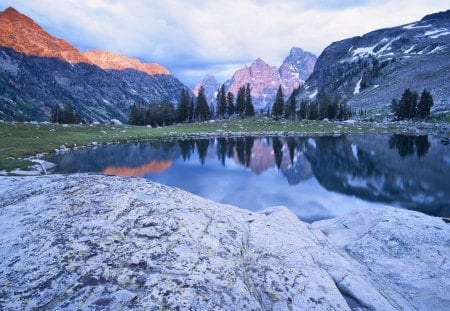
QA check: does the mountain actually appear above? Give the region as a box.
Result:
[0,7,188,123]
[224,50,316,111]
[279,47,317,95]
[299,10,450,112]
[83,50,169,76]
[224,58,281,110]
[0,7,90,64]
[192,74,219,105]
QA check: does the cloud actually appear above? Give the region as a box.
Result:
[0,0,448,87]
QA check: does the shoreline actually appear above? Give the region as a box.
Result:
[1,118,449,173]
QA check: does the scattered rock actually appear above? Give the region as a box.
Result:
[110,119,123,125]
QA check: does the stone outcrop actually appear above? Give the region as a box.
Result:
[0,174,448,310]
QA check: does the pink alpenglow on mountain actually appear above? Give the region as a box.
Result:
[0,7,91,64]
[83,50,170,75]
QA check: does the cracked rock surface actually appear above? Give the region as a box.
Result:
[0,174,448,310]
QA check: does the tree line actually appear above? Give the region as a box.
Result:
[129,84,256,126]
[272,86,352,121]
[129,82,356,126]
[391,88,433,120]
[50,103,84,124]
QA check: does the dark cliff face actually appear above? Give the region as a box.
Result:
[299,10,450,111]
[0,47,187,123]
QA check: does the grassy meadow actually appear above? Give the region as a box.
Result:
[1,115,449,172]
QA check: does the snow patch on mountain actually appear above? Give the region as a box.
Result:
[353,77,362,95]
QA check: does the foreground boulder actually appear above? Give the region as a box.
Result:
[0,174,448,310]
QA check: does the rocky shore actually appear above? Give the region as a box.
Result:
[0,174,449,310]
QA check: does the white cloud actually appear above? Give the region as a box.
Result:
[0,0,448,86]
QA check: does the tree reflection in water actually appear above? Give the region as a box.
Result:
[388,135,430,158]
[46,134,449,218]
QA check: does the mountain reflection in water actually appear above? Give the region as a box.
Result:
[103,160,172,177]
[46,134,450,221]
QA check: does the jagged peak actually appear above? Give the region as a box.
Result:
[290,46,305,54]
[202,73,217,81]
[251,57,269,67]
[3,6,19,14]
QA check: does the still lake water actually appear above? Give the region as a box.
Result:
[47,134,450,222]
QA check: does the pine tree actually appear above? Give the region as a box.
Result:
[189,98,195,122]
[161,100,176,126]
[196,86,210,122]
[318,96,330,120]
[327,97,339,120]
[307,102,319,120]
[244,83,255,116]
[392,88,419,120]
[400,88,418,119]
[299,99,308,120]
[272,85,284,120]
[236,86,246,115]
[129,103,139,125]
[61,103,75,124]
[51,104,62,123]
[217,84,227,118]
[226,92,235,116]
[285,88,298,119]
[178,89,190,123]
[417,89,433,119]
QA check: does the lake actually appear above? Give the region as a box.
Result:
[46,134,450,222]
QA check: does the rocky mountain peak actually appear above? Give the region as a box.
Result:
[222,48,316,110]
[3,6,20,15]
[251,57,268,66]
[0,6,91,64]
[83,50,170,75]
[193,74,219,104]
[279,47,317,95]
[225,57,281,109]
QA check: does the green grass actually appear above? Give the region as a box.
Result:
[0,116,448,172]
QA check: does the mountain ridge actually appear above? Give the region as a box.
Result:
[0,7,188,122]
[299,9,450,111]
[194,49,316,110]
[0,7,170,77]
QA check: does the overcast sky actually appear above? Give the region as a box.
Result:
[1,0,448,87]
